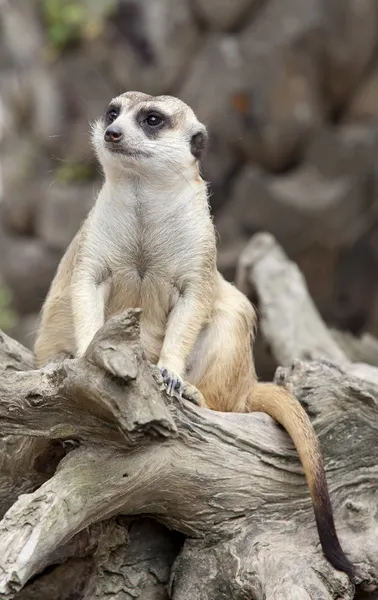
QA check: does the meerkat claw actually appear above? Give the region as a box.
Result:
[159,367,183,397]
[159,368,203,406]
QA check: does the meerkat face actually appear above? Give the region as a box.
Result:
[91,91,208,176]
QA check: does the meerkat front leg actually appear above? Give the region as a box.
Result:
[157,287,209,406]
[71,264,108,357]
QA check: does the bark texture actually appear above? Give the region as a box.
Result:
[0,234,377,599]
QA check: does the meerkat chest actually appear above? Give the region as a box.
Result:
[90,204,198,307]
[113,216,189,278]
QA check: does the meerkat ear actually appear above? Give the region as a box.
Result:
[190,126,208,160]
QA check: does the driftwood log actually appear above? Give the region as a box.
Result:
[0,234,378,599]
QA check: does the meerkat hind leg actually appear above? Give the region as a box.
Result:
[187,304,256,412]
[181,382,206,407]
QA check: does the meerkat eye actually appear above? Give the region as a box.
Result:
[105,106,120,125]
[145,113,164,127]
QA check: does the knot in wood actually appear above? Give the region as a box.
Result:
[26,393,45,407]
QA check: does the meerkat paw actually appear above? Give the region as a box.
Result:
[180,382,206,407]
[159,368,205,407]
[159,367,184,397]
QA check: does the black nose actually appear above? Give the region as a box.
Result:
[104,126,123,143]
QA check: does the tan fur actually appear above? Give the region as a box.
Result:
[34,92,354,576]
[34,91,325,464]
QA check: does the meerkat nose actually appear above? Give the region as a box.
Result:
[104,126,123,143]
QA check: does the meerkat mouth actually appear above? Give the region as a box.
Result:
[106,145,151,159]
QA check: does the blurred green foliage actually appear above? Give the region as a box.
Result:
[55,161,95,183]
[42,0,116,52]
[42,0,88,50]
[0,285,17,331]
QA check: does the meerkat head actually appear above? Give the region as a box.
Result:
[91,91,208,178]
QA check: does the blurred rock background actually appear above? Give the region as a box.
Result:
[1,0,378,378]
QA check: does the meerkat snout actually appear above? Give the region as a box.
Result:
[104,125,123,144]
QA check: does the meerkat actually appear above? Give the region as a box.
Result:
[34,91,355,579]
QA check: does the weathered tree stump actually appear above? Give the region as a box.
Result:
[0,234,377,599]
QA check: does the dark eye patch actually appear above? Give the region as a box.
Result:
[190,130,208,160]
[105,103,121,126]
[136,106,171,138]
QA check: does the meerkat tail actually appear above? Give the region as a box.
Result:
[250,382,356,580]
